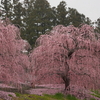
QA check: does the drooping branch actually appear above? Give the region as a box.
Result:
[30,24,100,93]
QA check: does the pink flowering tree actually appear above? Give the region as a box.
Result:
[30,24,100,91]
[0,19,32,87]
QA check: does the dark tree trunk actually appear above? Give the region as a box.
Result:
[57,72,70,90]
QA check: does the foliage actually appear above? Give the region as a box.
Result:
[24,0,53,47]
[67,8,92,27]
[12,0,24,26]
[0,0,12,19]
[95,18,100,33]
[56,1,67,26]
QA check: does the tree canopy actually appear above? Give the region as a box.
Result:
[0,0,97,47]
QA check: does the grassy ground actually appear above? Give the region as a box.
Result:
[0,86,100,100]
[10,91,100,100]
[0,91,99,100]
[11,93,79,100]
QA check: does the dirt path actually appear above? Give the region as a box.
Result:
[26,84,65,95]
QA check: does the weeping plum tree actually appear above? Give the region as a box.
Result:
[30,24,100,91]
[0,19,32,87]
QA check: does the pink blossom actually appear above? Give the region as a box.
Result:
[30,24,100,91]
[0,20,31,86]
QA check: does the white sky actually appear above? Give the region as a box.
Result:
[47,0,100,22]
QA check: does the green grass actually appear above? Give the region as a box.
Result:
[91,90,100,98]
[10,91,100,100]
[44,93,66,100]
[66,94,78,100]
[11,92,80,100]
[12,93,55,100]
[0,86,100,100]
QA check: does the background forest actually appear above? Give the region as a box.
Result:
[0,0,100,47]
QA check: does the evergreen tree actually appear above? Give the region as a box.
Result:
[23,0,36,46]
[0,0,12,19]
[33,0,52,34]
[67,8,92,27]
[51,7,57,26]
[56,1,67,26]
[23,0,52,47]
[67,8,83,27]
[12,0,24,25]
[11,0,27,40]
[23,0,35,18]
[85,17,92,25]
[95,18,100,33]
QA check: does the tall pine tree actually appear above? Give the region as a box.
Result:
[56,1,67,26]
[22,0,35,45]
[12,0,24,26]
[0,0,12,19]
[95,18,100,33]
[67,8,92,27]
[51,7,57,26]
[23,0,52,47]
